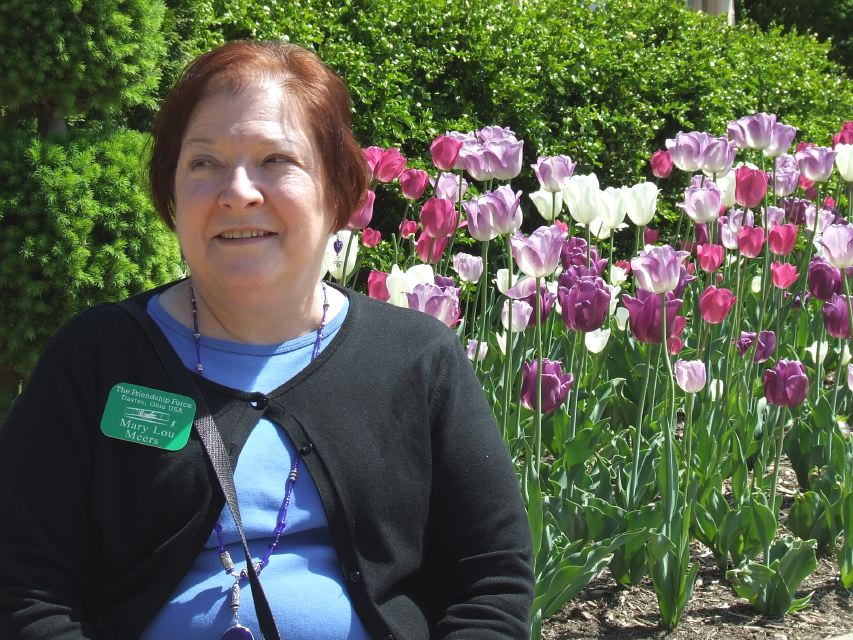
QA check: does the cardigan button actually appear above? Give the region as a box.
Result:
[382,635,394,640]
[299,442,314,455]
[347,570,362,583]
[250,395,268,410]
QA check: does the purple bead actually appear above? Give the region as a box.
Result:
[221,624,254,640]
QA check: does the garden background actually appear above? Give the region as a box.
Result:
[2,0,853,637]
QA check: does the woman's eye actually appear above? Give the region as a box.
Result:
[263,155,290,166]
[190,158,215,169]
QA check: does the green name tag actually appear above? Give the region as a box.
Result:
[100,382,195,451]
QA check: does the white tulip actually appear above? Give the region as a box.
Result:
[614,306,629,331]
[600,186,628,229]
[322,231,359,281]
[385,263,435,308]
[610,265,628,286]
[715,170,737,208]
[585,328,611,354]
[708,379,724,401]
[624,182,658,227]
[562,173,603,225]
[805,340,829,365]
[750,275,762,294]
[529,188,563,222]
[835,144,853,182]
[494,268,520,294]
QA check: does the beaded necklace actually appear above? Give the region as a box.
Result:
[189,280,330,640]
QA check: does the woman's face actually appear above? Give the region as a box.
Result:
[174,81,331,296]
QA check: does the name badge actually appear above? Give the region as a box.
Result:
[100,382,195,451]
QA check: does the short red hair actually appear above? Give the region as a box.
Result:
[148,40,368,231]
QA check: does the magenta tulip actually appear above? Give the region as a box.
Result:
[400,168,429,200]
[419,197,457,238]
[373,148,407,183]
[520,359,574,414]
[415,232,448,264]
[644,227,660,244]
[406,282,460,327]
[737,226,765,258]
[430,135,463,171]
[734,166,769,209]
[367,270,390,302]
[361,227,381,248]
[699,286,736,324]
[763,359,809,408]
[622,289,684,344]
[823,294,852,339]
[347,189,375,230]
[770,261,798,289]
[362,146,383,176]
[768,224,797,256]
[650,149,674,178]
[697,244,724,273]
[807,257,842,301]
[399,219,418,239]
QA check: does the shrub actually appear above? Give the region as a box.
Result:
[0,127,181,412]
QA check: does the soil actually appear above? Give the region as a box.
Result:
[542,461,853,640]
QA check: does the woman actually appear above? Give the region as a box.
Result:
[0,40,533,639]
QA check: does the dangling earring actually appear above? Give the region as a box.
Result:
[333,233,343,269]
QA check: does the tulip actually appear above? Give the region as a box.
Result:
[833,122,853,148]
[585,328,611,354]
[631,245,690,294]
[419,197,457,238]
[674,360,707,393]
[463,186,522,241]
[600,186,628,230]
[650,149,673,178]
[400,169,429,200]
[728,113,776,150]
[768,224,797,256]
[557,275,611,332]
[699,286,736,324]
[348,189,375,230]
[679,182,722,223]
[716,170,737,207]
[323,230,358,280]
[457,144,489,181]
[466,339,488,363]
[621,289,683,344]
[816,223,853,269]
[781,197,808,225]
[735,330,776,362]
[361,227,381,248]
[665,131,709,172]
[406,282,460,327]
[520,359,574,414]
[562,173,604,225]
[667,316,687,355]
[624,182,659,227]
[796,146,838,182]
[734,166,769,209]
[385,263,434,307]
[430,135,463,171]
[763,206,785,228]
[502,299,533,333]
[529,188,563,222]
[697,244,724,273]
[451,252,484,284]
[643,228,659,245]
[701,136,737,176]
[763,359,809,408]
[373,148,406,183]
[807,257,842,301]
[561,236,608,275]
[415,232,448,264]
[432,172,467,201]
[477,125,516,142]
[805,340,829,365]
[494,268,520,295]
[773,154,800,197]
[823,294,852,339]
[512,280,557,328]
[532,155,576,192]
[398,219,418,239]
[804,206,835,236]
[362,146,383,176]
[849,363,853,392]
[737,226,765,258]
[367,270,390,302]
[482,138,524,180]
[510,225,565,278]
[763,122,797,158]
[770,261,798,289]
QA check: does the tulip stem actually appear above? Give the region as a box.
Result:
[628,344,653,509]
[570,337,587,441]
[660,293,678,540]
[724,256,744,419]
[473,241,491,374]
[502,236,515,438]
[535,278,544,470]
[340,232,357,287]
[844,273,853,349]
[766,405,786,566]
[829,337,845,466]
[680,392,696,563]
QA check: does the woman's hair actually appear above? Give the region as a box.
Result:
[148,40,369,231]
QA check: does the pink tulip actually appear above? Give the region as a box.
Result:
[734,166,769,209]
[400,168,429,200]
[699,285,736,324]
[399,219,418,239]
[697,244,724,273]
[668,315,687,355]
[768,224,797,255]
[644,227,659,244]
[832,122,853,148]
[419,197,457,238]
[737,226,765,258]
[415,232,448,264]
[362,146,383,176]
[650,149,673,178]
[373,148,407,183]
[367,270,390,302]
[430,135,463,171]
[347,189,375,230]
[361,227,381,248]
[770,261,798,289]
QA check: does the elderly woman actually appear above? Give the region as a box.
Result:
[0,40,533,639]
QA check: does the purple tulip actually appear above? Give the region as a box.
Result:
[764,123,797,158]
[432,172,468,202]
[665,131,709,173]
[631,245,691,294]
[816,223,853,269]
[763,359,809,408]
[520,359,574,414]
[807,257,842,301]
[773,154,801,197]
[796,146,838,183]
[728,113,776,150]
[823,294,852,339]
[557,275,611,332]
[734,330,777,363]
[406,282,461,327]
[510,225,565,278]
[781,197,808,225]
[674,359,707,393]
[508,278,557,327]
[451,252,484,284]
[622,289,683,344]
[700,136,738,176]
[678,182,722,223]
[561,236,608,275]
[463,186,522,241]
[532,154,576,192]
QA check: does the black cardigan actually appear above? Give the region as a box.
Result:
[0,283,533,639]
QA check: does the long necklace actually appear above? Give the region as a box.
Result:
[189,280,330,640]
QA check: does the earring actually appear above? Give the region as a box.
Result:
[333,233,343,269]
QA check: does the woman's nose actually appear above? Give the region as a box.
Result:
[218,166,263,209]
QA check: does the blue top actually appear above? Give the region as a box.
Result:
[140,291,369,640]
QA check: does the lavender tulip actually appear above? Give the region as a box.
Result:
[501,299,533,333]
[631,245,690,294]
[665,131,709,173]
[796,146,838,183]
[763,206,786,228]
[763,359,809,408]
[701,136,737,176]
[520,358,574,414]
[483,138,524,180]
[823,294,852,339]
[621,289,683,344]
[678,182,722,223]
[532,155,576,192]
[773,154,800,197]
[849,363,853,392]
[507,277,557,327]
[477,125,517,142]
[510,225,565,278]
[764,122,797,158]
[808,257,843,301]
[557,274,611,332]
[728,113,776,150]
[432,172,468,201]
[406,282,461,327]
[805,206,836,237]
[466,339,488,363]
[816,223,853,269]
[451,252,484,284]
[674,360,707,393]
[463,186,522,241]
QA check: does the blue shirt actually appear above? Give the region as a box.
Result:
[141,292,369,640]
